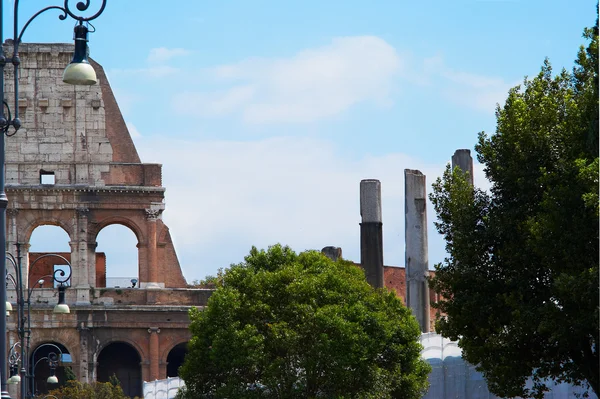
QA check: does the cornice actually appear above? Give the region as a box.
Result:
[6,184,166,194]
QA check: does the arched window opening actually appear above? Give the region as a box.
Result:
[97,342,142,397]
[30,342,71,396]
[96,224,139,288]
[29,225,71,287]
[166,342,188,378]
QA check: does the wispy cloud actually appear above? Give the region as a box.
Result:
[414,54,515,113]
[172,36,402,124]
[133,134,455,280]
[147,47,191,64]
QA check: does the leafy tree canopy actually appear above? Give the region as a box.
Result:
[177,244,431,399]
[429,13,598,399]
[44,379,138,399]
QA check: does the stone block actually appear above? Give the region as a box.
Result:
[39,143,62,154]
[360,179,382,223]
[20,143,39,154]
[48,153,61,162]
[61,142,74,153]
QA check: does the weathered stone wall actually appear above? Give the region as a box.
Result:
[2,42,203,393]
[6,304,203,384]
[4,42,186,290]
[4,43,109,186]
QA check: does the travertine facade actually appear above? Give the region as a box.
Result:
[3,42,209,398]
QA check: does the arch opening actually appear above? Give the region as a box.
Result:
[97,341,142,397]
[96,224,139,288]
[29,225,72,288]
[166,342,188,378]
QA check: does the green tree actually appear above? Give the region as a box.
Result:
[43,380,139,399]
[429,15,599,399]
[177,244,430,399]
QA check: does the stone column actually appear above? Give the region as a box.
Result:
[74,208,91,304]
[77,323,91,383]
[404,169,430,333]
[321,246,342,262]
[143,209,161,289]
[360,179,384,288]
[452,149,474,186]
[148,327,161,381]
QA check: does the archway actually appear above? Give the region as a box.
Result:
[30,342,71,396]
[29,224,71,253]
[97,342,142,397]
[166,342,188,378]
[96,224,139,288]
[29,225,71,287]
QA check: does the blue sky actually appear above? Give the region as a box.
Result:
[14,0,597,282]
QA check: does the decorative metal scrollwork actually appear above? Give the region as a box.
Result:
[63,0,108,22]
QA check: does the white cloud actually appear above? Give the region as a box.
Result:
[174,85,256,117]
[413,54,515,113]
[147,47,191,64]
[172,36,402,124]
[134,135,456,281]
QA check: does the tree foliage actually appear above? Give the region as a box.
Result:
[429,15,599,399]
[177,244,430,399]
[43,380,139,399]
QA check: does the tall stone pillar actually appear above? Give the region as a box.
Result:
[451,149,474,186]
[404,169,430,333]
[144,210,161,289]
[74,208,91,304]
[148,327,161,381]
[360,179,384,288]
[78,323,91,383]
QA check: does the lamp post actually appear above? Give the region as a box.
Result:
[6,252,73,399]
[0,2,107,399]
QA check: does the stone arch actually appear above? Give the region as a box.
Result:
[164,341,189,378]
[21,217,74,245]
[95,220,141,288]
[95,337,147,363]
[160,337,189,366]
[29,334,77,364]
[96,340,143,398]
[91,216,145,245]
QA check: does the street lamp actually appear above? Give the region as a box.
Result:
[30,345,64,397]
[6,252,73,399]
[0,2,107,399]
[6,343,20,385]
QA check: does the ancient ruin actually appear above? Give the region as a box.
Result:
[4,42,210,398]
